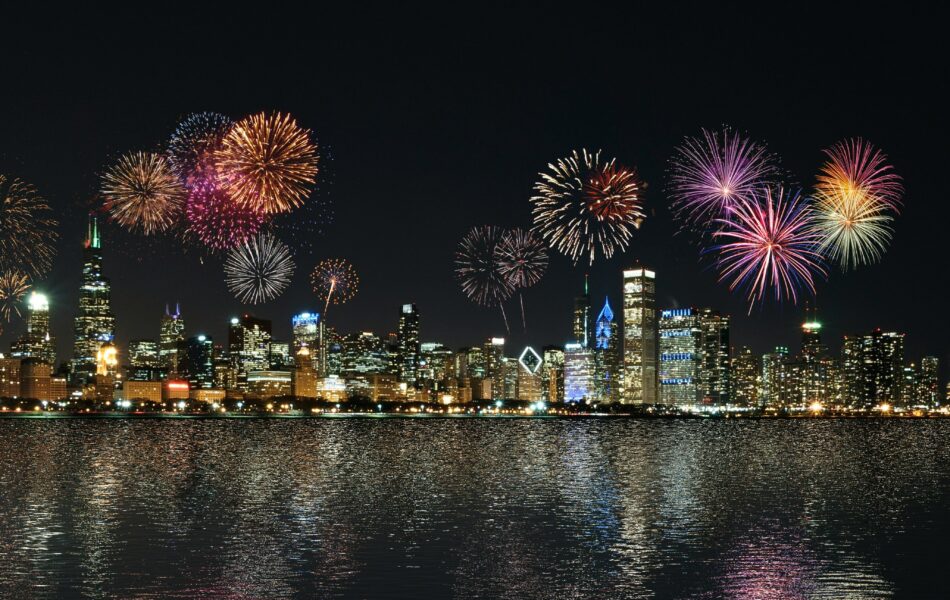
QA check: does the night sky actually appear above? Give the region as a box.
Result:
[1,8,946,378]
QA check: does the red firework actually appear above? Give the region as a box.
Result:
[185,187,267,252]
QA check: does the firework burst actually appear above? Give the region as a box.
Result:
[530,149,645,265]
[101,151,186,235]
[310,258,359,315]
[215,112,319,214]
[455,226,515,330]
[167,112,233,186]
[812,138,903,271]
[223,233,295,304]
[0,270,30,322]
[185,186,267,253]
[815,138,903,211]
[668,127,780,228]
[0,175,59,278]
[495,228,547,330]
[713,187,825,312]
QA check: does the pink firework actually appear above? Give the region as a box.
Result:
[185,187,267,252]
[713,187,825,311]
[816,137,903,211]
[669,128,779,228]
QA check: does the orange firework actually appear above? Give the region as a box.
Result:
[215,112,319,214]
[101,151,186,235]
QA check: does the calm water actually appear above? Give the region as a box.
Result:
[0,417,947,599]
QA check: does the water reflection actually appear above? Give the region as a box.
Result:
[0,418,946,598]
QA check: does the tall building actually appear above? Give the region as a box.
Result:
[573,275,591,348]
[658,308,701,405]
[593,297,621,403]
[128,339,162,381]
[516,346,543,401]
[228,315,272,387]
[761,347,790,409]
[622,267,657,404]
[178,335,215,390]
[899,364,918,407]
[564,343,593,402]
[541,346,564,403]
[484,337,505,400]
[71,214,116,384]
[698,308,730,405]
[341,332,391,376]
[291,312,323,373]
[0,356,21,398]
[396,304,420,385]
[160,304,186,375]
[841,329,905,409]
[731,346,759,407]
[10,291,56,366]
[919,356,940,407]
[796,317,831,405]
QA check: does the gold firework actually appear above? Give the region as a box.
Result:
[101,151,186,235]
[0,175,59,278]
[0,270,30,322]
[215,112,319,214]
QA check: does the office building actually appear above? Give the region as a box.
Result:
[178,335,215,390]
[128,339,163,381]
[622,267,657,404]
[593,297,621,403]
[573,276,591,348]
[658,308,701,405]
[564,343,594,402]
[731,346,758,407]
[291,312,323,373]
[919,357,940,407]
[698,308,730,404]
[396,304,420,385]
[160,304,186,375]
[71,215,116,385]
[541,346,564,403]
[228,315,272,386]
[10,291,56,366]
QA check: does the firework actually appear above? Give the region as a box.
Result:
[714,187,825,311]
[0,270,30,322]
[185,186,267,253]
[495,228,547,330]
[223,233,295,304]
[0,175,59,278]
[455,226,514,330]
[530,149,645,265]
[811,189,895,271]
[101,151,186,235]
[668,127,779,228]
[167,112,233,186]
[310,258,359,315]
[215,112,319,214]
[815,138,903,211]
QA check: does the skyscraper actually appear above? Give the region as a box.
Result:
[71,215,116,385]
[10,291,56,366]
[541,346,564,403]
[160,304,186,375]
[919,356,940,407]
[761,347,790,409]
[622,267,657,404]
[593,297,621,403]
[128,339,163,381]
[658,308,701,405]
[178,335,215,390]
[291,312,323,373]
[484,337,505,400]
[564,342,594,402]
[841,329,905,408]
[228,315,272,388]
[573,275,591,347]
[698,308,730,405]
[731,346,758,407]
[396,304,420,385]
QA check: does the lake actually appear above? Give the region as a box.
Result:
[0,417,946,598]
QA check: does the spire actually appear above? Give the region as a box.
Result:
[597,296,613,323]
[85,213,101,249]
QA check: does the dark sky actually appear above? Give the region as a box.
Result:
[1,7,946,378]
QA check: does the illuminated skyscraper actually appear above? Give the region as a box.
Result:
[396,304,420,385]
[10,291,56,366]
[341,332,391,375]
[841,329,905,409]
[160,304,186,375]
[622,267,657,404]
[541,346,564,403]
[762,347,790,409]
[178,335,215,390]
[919,356,940,407]
[128,339,163,381]
[731,346,759,407]
[71,215,116,384]
[698,308,730,405]
[291,312,323,373]
[573,275,591,348]
[658,308,701,405]
[564,342,594,402]
[516,346,543,401]
[593,297,621,403]
[484,337,505,400]
[228,315,272,388]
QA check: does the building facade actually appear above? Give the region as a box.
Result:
[622,267,657,404]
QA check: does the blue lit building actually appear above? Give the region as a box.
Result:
[564,342,594,403]
[593,297,621,403]
[658,308,701,405]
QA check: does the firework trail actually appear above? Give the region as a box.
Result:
[185,186,267,253]
[530,149,645,265]
[455,226,514,332]
[0,270,30,322]
[812,138,903,270]
[215,112,319,214]
[0,175,59,278]
[223,232,295,304]
[310,258,359,317]
[167,112,233,187]
[494,228,548,330]
[713,187,826,312]
[668,127,780,229]
[101,151,186,235]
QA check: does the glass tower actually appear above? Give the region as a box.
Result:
[622,267,657,404]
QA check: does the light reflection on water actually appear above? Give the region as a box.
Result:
[0,418,945,598]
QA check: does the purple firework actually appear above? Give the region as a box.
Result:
[669,127,780,229]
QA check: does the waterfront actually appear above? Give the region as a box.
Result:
[0,419,946,598]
